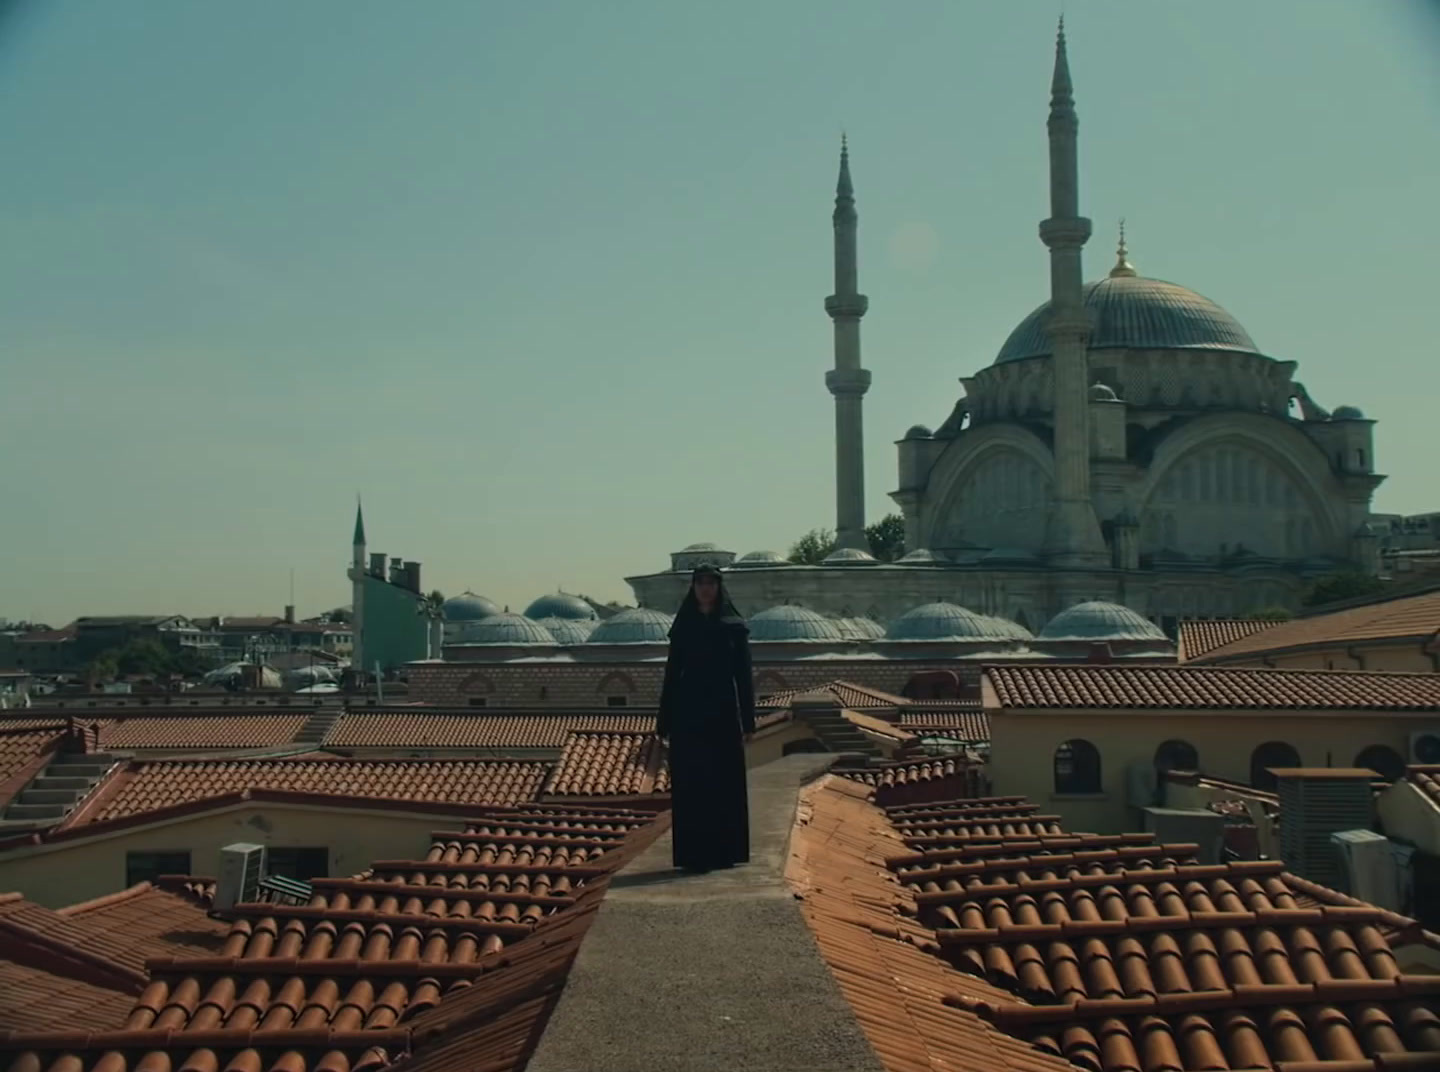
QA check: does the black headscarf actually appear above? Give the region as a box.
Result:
[669,564,745,638]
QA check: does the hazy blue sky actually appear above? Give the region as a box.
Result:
[1,1,1437,624]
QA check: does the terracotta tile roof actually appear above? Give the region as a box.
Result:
[1177,618,1278,660]
[69,757,553,824]
[985,663,1440,711]
[328,711,656,749]
[898,708,991,741]
[791,775,1440,1072]
[1195,585,1440,663]
[1,802,663,1071]
[0,882,227,1032]
[541,731,668,797]
[1409,765,1440,810]
[0,725,63,788]
[760,679,909,710]
[98,713,310,750]
[843,708,913,741]
[830,756,990,807]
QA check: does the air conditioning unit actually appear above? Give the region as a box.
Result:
[1408,730,1440,765]
[1332,829,1400,910]
[214,842,267,912]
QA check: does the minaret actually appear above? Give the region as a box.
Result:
[1039,19,1107,564]
[350,498,366,673]
[824,135,872,551]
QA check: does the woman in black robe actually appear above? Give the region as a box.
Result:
[656,564,755,872]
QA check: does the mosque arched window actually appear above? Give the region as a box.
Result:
[1354,744,1405,783]
[1155,739,1199,775]
[1250,741,1301,792]
[1054,739,1102,795]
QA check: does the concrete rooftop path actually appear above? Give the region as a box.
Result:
[527,754,885,1072]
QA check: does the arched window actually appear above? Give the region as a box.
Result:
[1054,739,1102,795]
[1250,741,1301,792]
[1354,744,1405,783]
[1154,739,1199,775]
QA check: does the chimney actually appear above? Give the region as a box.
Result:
[1272,767,1377,890]
[284,604,295,625]
[369,552,386,578]
[404,560,422,594]
[389,557,404,585]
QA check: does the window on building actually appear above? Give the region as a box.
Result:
[468,697,487,707]
[1249,741,1301,792]
[126,850,192,888]
[1053,739,1102,795]
[1154,739,1199,775]
[606,695,629,708]
[1353,744,1405,783]
[265,846,330,881]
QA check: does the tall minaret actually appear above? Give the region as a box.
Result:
[350,497,366,673]
[824,135,872,551]
[1039,20,1107,564]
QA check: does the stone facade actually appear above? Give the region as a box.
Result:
[406,658,988,708]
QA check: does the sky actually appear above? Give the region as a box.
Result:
[1,0,1438,625]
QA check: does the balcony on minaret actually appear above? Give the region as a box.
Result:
[824,293,869,320]
[826,367,872,397]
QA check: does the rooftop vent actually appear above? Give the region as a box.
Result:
[214,842,266,913]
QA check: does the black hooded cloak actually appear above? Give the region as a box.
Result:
[656,565,755,871]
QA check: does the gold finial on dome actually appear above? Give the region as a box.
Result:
[1110,218,1137,278]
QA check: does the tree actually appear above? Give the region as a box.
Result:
[427,589,445,606]
[1302,571,1385,609]
[866,514,907,562]
[327,606,353,624]
[84,655,118,685]
[790,528,837,566]
[113,639,175,677]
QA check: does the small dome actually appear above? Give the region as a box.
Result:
[996,275,1260,364]
[904,424,933,440]
[1040,601,1167,642]
[836,616,886,641]
[459,613,558,646]
[732,550,792,569]
[680,542,721,552]
[1090,381,1120,402]
[896,548,947,566]
[537,616,598,644]
[587,607,674,645]
[523,593,597,621]
[822,547,879,567]
[1331,405,1365,420]
[982,615,1035,641]
[886,602,1014,642]
[443,592,501,622]
[748,605,846,642]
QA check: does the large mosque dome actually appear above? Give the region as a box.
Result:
[994,274,1260,365]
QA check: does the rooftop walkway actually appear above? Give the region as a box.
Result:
[528,753,883,1072]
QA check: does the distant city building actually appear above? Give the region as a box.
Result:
[348,501,430,675]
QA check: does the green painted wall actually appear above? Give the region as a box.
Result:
[361,575,427,672]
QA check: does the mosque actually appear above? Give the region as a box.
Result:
[369,28,1387,689]
[625,25,1385,637]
